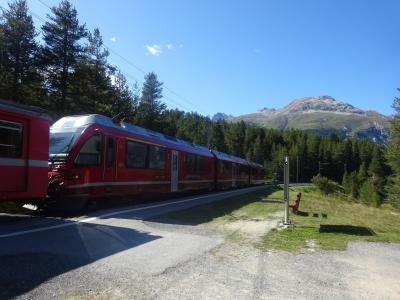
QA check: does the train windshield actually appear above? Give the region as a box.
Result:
[49,128,84,161]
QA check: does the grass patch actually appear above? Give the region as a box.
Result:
[260,186,400,252]
[162,185,400,253]
[164,186,283,225]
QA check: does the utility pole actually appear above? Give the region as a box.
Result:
[283,156,291,225]
[296,156,299,184]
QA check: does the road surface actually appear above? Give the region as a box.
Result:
[0,185,269,299]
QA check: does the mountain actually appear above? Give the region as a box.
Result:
[212,112,233,121]
[214,96,391,143]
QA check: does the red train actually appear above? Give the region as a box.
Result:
[1,99,264,208]
[0,99,51,202]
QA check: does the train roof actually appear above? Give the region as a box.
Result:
[248,161,264,169]
[211,150,252,166]
[120,121,213,157]
[0,99,52,121]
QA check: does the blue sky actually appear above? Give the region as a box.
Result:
[22,0,400,116]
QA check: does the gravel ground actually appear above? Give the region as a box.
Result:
[12,219,400,300]
[1,187,399,300]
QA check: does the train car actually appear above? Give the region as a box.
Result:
[231,155,251,187]
[211,150,235,189]
[48,114,215,207]
[249,161,265,185]
[0,99,51,202]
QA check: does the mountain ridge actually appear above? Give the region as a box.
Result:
[213,96,390,143]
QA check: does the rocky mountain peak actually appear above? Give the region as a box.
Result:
[281,95,365,115]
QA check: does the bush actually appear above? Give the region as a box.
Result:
[311,174,338,195]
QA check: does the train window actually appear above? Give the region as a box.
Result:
[196,156,204,172]
[242,165,249,176]
[0,119,23,158]
[74,134,102,166]
[186,153,204,173]
[186,153,196,173]
[218,161,225,174]
[219,161,230,174]
[149,145,165,169]
[126,140,147,168]
[106,138,115,167]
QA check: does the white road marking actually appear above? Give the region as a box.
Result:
[0,185,269,239]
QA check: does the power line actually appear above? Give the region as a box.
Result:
[26,4,199,112]
[34,0,207,115]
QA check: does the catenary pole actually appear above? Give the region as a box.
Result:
[284,156,291,225]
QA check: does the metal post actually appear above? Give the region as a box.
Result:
[284,156,291,225]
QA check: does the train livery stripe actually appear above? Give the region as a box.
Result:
[67,179,218,189]
[67,181,171,189]
[0,158,48,167]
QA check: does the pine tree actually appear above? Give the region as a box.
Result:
[252,135,263,164]
[136,72,166,131]
[110,71,136,123]
[162,109,184,137]
[386,90,400,207]
[224,121,246,157]
[72,28,114,114]
[342,170,351,195]
[0,15,9,94]
[359,179,380,207]
[349,171,359,199]
[357,162,368,185]
[210,120,227,152]
[0,0,42,104]
[41,0,86,114]
[368,146,386,200]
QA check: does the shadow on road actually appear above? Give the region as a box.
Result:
[0,221,160,299]
[0,185,276,298]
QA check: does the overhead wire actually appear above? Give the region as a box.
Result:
[16,4,196,112]
[34,0,208,115]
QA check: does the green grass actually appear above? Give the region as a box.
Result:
[260,186,400,252]
[164,186,283,225]
[162,185,400,253]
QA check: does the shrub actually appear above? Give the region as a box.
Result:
[311,174,338,195]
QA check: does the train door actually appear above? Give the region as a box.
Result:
[103,136,116,182]
[232,163,236,187]
[0,116,27,192]
[171,150,178,192]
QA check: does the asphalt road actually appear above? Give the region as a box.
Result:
[1,185,399,300]
[0,185,270,299]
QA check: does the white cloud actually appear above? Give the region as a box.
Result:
[166,44,173,49]
[146,45,162,56]
[110,36,117,43]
